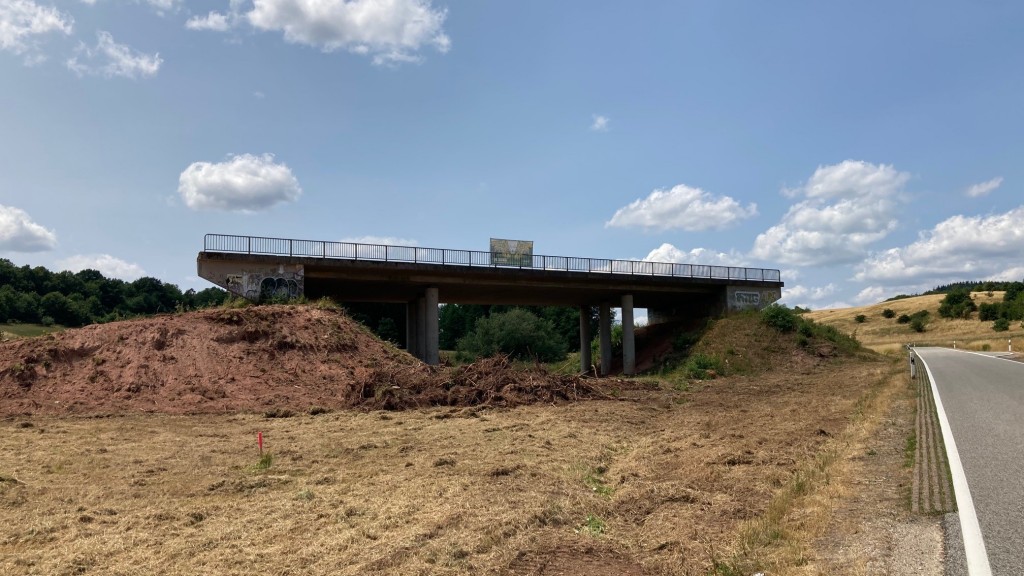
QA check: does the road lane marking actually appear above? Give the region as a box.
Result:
[916,351,992,576]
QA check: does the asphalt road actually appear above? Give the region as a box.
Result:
[915,348,1024,575]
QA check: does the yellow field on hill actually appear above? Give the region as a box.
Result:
[805,292,1024,354]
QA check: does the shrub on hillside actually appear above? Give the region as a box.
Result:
[910,318,927,333]
[684,352,723,379]
[978,302,1002,322]
[457,309,567,362]
[938,288,977,319]
[993,318,1010,332]
[882,308,896,319]
[897,314,911,324]
[761,304,799,333]
[854,314,867,323]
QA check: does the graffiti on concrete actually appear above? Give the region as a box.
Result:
[220,266,304,301]
[226,274,244,294]
[255,276,301,300]
[732,291,762,309]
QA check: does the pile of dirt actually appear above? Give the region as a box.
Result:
[0,305,610,417]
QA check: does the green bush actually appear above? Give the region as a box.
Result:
[938,288,977,319]
[897,314,911,324]
[684,352,723,379]
[761,304,799,333]
[457,309,567,362]
[854,314,867,323]
[979,302,1002,322]
[993,318,1010,332]
[910,318,927,333]
[882,308,896,319]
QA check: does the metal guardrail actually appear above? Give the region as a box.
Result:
[203,234,782,282]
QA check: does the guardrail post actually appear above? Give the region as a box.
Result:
[247,236,251,254]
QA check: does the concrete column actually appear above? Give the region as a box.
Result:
[599,302,612,376]
[621,294,635,376]
[406,301,420,360]
[579,305,593,374]
[424,287,440,365]
[416,296,427,361]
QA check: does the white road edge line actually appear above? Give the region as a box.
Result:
[916,350,993,576]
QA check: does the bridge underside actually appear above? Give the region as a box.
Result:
[198,252,783,375]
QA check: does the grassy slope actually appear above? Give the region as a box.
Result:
[0,323,63,340]
[805,292,1024,354]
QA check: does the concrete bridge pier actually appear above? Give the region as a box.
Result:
[621,294,635,376]
[599,303,612,376]
[406,299,421,360]
[579,305,593,374]
[405,287,440,365]
[424,287,439,365]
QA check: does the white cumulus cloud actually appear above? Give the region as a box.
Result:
[66,31,162,79]
[0,0,73,63]
[591,114,609,132]
[607,184,758,232]
[227,0,451,65]
[341,235,418,246]
[79,0,180,11]
[0,204,57,252]
[642,243,746,266]
[178,153,302,212]
[57,254,146,281]
[965,176,1003,198]
[854,206,1024,286]
[854,286,890,304]
[751,160,910,267]
[185,11,232,31]
[782,283,836,303]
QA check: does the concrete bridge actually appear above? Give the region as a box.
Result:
[197,234,783,375]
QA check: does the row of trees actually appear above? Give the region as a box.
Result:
[937,285,1024,322]
[0,259,228,327]
[346,302,606,362]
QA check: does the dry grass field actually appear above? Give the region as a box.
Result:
[0,309,925,575]
[805,292,1024,355]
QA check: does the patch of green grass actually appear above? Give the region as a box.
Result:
[904,431,917,469]
[684,352,724,379]
[577,514,605,536]
[254,453,273,471]
[583,467,613,497]
[0,323,63,339]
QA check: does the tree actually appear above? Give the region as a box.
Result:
[377,317,400,343]
[910,317,927,332]
[457,309,567,362]
[938,288,977,319]
[978,302,1002,322]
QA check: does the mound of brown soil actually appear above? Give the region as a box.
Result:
[0,305,607,417]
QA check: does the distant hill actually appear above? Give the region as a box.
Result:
[805,292,1023,354]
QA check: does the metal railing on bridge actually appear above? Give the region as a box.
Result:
[203,234,782,283]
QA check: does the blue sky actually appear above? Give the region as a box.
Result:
[2,0,1023,315]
